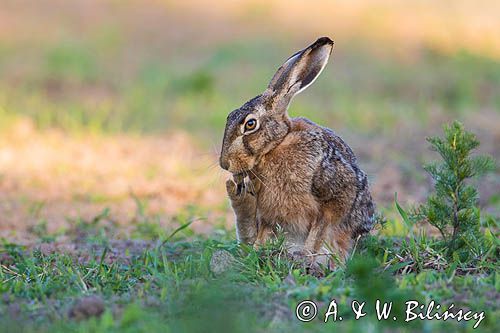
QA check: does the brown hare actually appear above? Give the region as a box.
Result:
[220,37,375,267]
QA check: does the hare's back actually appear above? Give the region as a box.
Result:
[290,117,357,166]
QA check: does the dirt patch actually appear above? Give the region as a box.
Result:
[1,115,498,242]
[0,119,227,241]
[30,238,155,265]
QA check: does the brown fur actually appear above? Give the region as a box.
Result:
[221,37,375,268]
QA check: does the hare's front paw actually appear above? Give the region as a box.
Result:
[226,177,258,245]
[225,178,256,203]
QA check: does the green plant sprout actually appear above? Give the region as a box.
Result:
[411,121,495,261]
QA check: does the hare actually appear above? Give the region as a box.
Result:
[220,37,375,267]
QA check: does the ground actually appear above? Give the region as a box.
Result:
[0,0,499,332]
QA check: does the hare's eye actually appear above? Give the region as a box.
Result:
[244,119,257,132]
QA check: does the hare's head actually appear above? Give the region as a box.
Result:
[220,37,334,175]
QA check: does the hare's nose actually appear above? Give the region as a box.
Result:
[220,156,230,170]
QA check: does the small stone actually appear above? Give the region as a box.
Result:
[209,250,235,275]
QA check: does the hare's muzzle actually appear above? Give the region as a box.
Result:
[219,155,230,171]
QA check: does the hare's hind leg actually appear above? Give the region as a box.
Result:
[303,215,343,268]
[304,218,328,256]
[304,210,352,268]
[328,224,353,262]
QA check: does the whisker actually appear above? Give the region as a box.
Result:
[208,168,227,187]
[243,170,249,197]
[248,168,281,200]
[207,162,220,171]
[249,168,268,190]
[245,169,258,196]
[210,141,221,156]
[251,167,270,182]
[248,175,256,195]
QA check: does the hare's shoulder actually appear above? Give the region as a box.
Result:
[292,120,361,202]
[290,117,356,163]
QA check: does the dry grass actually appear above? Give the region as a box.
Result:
[0,2,498,332]
[1,0,499,59]
[1,113,497,242]
[0,118,227,241]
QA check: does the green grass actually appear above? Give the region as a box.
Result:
[1,211,498,333]
[1,38,500,141]
[1,12,499,333]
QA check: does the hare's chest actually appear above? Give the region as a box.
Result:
[253,153,320,234]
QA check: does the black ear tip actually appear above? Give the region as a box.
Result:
[313,37,334,48]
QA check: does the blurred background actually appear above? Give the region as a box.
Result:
[0,0,498,241]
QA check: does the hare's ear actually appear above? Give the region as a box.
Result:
[267,37,334,106]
